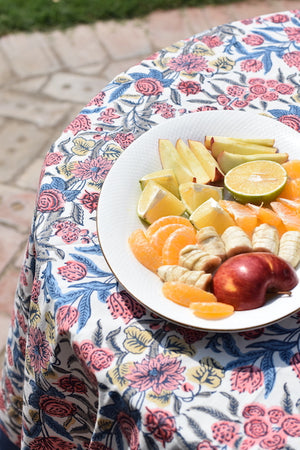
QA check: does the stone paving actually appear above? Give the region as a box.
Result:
[0,0,298,363]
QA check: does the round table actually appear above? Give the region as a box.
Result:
[1,9,300,450]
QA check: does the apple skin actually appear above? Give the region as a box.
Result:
[212,252,298,311]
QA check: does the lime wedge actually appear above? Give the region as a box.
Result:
[137,180,186,224]
[224,160,287,204]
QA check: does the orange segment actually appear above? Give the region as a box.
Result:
[162,226,197,265]
[128,228,162,273]
[247,203,286,236]
[219,200,257,236]
[162,281,217,307]
[277,198,300,213]
[146,215,194,239]
[190,302,234,319]
[270,201,300,232]
[277,178,300,200]
[282,160,300,179]
[149,223,186,255]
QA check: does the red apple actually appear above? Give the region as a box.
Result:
[212,252,298,311]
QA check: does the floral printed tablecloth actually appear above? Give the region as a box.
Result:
[1,9,300,450]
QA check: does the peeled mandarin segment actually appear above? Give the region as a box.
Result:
[224,160,288,204]
[162,226,197,265]
[219,200,257,236]
[149,223,186,255]
[270,202,300,232]
[190,302,234,319]
[282,160,300,179]
[128,228,162,273]
[146,215,194,239]
[162,281,217,307]
[278,178,300,200]
[277,198,300,213]
[247,203,286,236]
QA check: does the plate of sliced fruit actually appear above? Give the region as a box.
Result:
[97,110,300,331]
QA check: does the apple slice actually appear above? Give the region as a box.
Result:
[175,139,210,184]
[217,151,289,173]
[204,136,275,150]
[159,139,193,184]
[211,140,278,159]
[188,139,224,182]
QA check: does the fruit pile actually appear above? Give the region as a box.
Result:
[129,136,300,320]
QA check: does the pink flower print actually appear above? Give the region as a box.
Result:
[201,35,223,48]
[135,78,163,96]
[178,80,201,95]
[44,152,64,166]
[176,326,207,344]
[291,351,300,378]
[19,336,26,357]
[243,34,264,46]
[37,189,65,212]
[240,59,263,72]
[243,403,266,418]
[86,91,105,107]
[17,310,27,333]
[114,132,135,149]
[244,418,269,439]
[30,437,77,450]
[261,91,278,101]
[79,190,100,213]
[145,407,176,447]
[230,365,264,393]
[117,411,139,450]
[267,13,289,23]
[285,27,300,43]
[259,432,286,449]
[239,328,265,340]
[31,278,41,303]
[55,375,87,394]
[107,290,146,324]
[283,51,300,69]
[281,415,300,437]
[56,305,79,334]
[89,348,114,371]
[211,420,239,446]
[278,114,300,131]
[231,99,249,108]
[54,221,81,244]
[64,114,91,135]
[249,83,268,97]
[217,94,230,106]
[98,107,120,124]
[167,53,209,73]
[267,407,285,424]
[197,440,218,450]
[39,395,77,417]
[152,102,175,118]
[275,83,295,95]
[78,339,95,361]
[227,85,246,97]
[125,354,185,394]
[58,261,87,282]
[28,327,52,372]
[72,156,113,183]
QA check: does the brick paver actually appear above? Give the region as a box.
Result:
[0,1,294,359]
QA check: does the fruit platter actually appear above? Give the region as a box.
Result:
[97,110,300,331]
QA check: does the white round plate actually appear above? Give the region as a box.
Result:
[97,110,300,332]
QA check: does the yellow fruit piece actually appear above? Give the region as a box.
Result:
[162,281,217,307]
[190,302,234,319]
[137,180,186,224]
[189,198,235,234]
[128,229,162,273]
[179,182,223,214]
[224,160,287,204]
[139,168,179,198]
